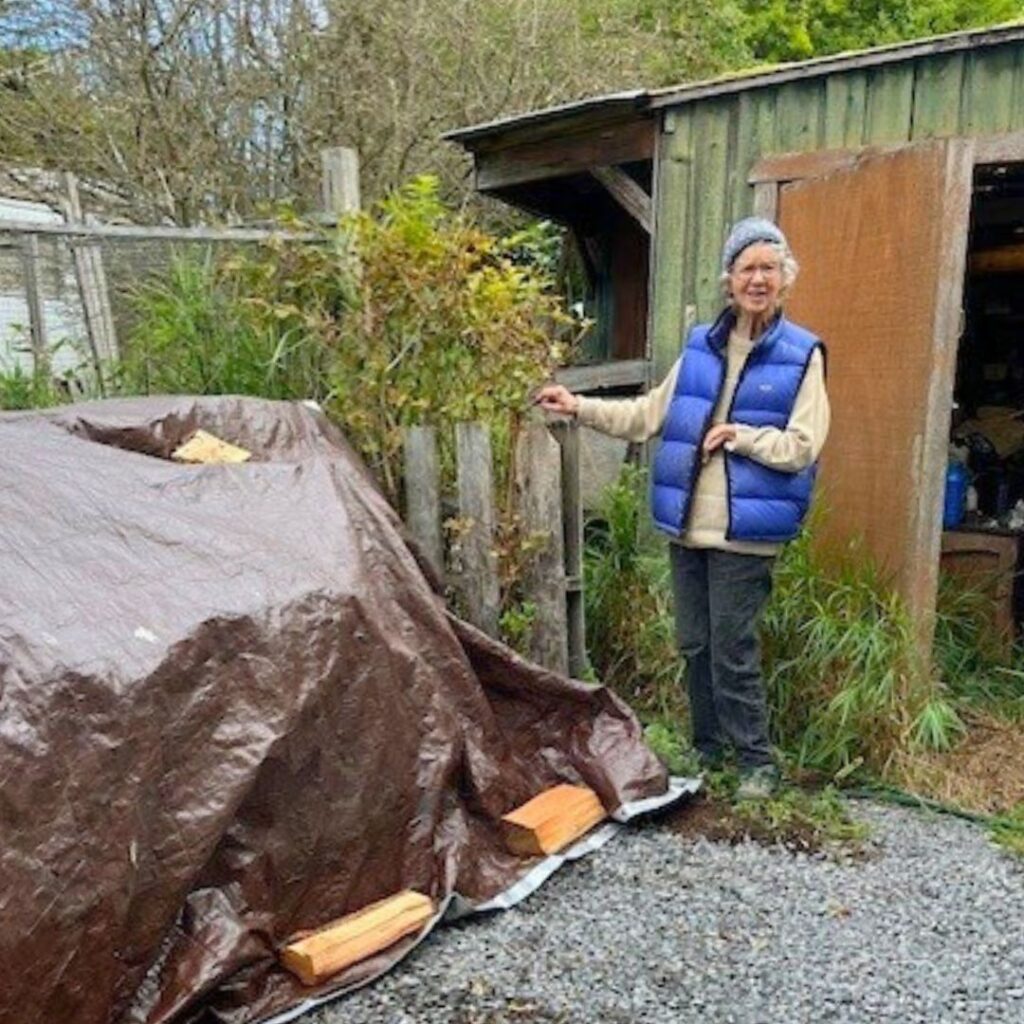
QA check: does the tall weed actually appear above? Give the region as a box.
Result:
[584,464,683,717]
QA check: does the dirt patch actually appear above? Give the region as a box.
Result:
[652,792,876,862]
[901,710,1024,814]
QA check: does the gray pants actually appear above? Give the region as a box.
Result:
[669,545,775,770]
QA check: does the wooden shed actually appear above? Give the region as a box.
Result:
[447,23,1024,653]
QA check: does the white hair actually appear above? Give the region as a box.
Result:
[719,241,800,302]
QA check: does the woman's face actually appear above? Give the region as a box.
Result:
[729,242,783,318]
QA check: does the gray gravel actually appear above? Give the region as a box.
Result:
[308,801,1024,1024]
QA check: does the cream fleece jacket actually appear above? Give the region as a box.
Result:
[577,329,830,556]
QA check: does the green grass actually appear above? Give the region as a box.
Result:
[116,250,329,401]
[990,803,1024,857]
[0,354,67,410]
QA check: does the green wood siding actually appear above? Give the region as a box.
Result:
[651,40,1024,378]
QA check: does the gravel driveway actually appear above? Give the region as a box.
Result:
[308,800,1024,1024]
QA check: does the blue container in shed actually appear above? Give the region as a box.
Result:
[943,462,969,529]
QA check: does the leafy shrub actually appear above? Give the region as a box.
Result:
[584,464,684,717]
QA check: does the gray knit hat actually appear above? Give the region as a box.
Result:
[721,217,787,272]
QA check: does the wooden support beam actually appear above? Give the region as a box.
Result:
[280,890,433,986]
[475,119,655,192]
[455,422,501,637]
[591,166,653,234]
[403,425,445,580]
[501,784,606,857]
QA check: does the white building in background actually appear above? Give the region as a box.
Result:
[0,195,90,379]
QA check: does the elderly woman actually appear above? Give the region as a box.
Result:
[536,218,829,800]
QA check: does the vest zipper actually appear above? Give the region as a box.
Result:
[722,346,759,541]
[680,349,728,535]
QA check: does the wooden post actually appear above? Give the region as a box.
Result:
[403,425,445,580]
[551,420,586,678]
[455,422,501,637]
[64,172,118,387]
[515,422,568,675]
[20,234,48,370]
[320,147,361,220]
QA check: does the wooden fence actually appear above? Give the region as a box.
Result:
[402,418,585,677]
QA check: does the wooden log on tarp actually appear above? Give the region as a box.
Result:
[455,422,500,636]
[515,421,568,675]
[501,784,606,857]
[402,425,445,580]
[280,890,433,986]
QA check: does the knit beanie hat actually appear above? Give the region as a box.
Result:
[721,217,787,272]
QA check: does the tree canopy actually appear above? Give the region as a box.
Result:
[0,0,1020,222]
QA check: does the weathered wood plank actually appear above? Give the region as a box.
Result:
[863,64,915,144]
[549,419,586,678]
[910,52,964,139]
[403,426,445,581]
[691,99,732,321]
[751,143,904,184]
[752,182,778,220]
[649,108,695,379]
[823,71,868,148]
[20,235,48,367]
[515,422,568,674]
[773,79,825,154]
[475,119,655,192]
[455,422,501,637]
[1012,46,1024,133]
[591,166,652,233]
[959,45,1018,136]
[0,220,317,243]
[555,358,649,392]
[732,90,775,223]
[64,172,118,382]
[320,147,361,217]
[973,131,1024,164]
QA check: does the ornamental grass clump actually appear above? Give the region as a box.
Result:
[762,528,963,775]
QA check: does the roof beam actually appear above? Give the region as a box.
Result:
[474,119,654,192]
[590,166,652,234]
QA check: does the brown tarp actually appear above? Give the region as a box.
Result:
[0,396,669,1024]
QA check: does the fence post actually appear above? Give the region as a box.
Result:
[516,421,569,675]
[455,422,501,637]
[20,234,48,371]
[320,147,361,219]
[64,172,118,386]
[551,419,586,677]
[403,425,444,580]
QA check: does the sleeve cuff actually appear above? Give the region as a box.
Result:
[725,424,758,456]
[575,395,596,426]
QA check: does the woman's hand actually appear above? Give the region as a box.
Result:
[702,423,738,458]
[533,384,580,416]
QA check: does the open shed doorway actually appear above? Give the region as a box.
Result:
[946,162,1024,645]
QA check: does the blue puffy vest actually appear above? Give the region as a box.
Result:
[651,309,824,544]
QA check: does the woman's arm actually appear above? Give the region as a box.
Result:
[535,359,681,443]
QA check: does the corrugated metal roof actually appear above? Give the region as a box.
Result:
[445,21,1024,148]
